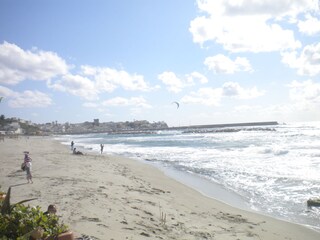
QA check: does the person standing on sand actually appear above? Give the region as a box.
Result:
[24,152,33,183]
[100,144,104,154]
[71,141,74,150]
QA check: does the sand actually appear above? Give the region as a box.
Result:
[0,136,319,240]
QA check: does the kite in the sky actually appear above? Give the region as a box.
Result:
[172,101,179,109]
[0,97,3,103]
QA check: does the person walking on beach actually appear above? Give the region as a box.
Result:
[24,152,33,183]
[71,141,74,150]
[100,144,104,154]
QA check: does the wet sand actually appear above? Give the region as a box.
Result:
[0,136,319,240]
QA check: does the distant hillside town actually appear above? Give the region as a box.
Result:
[0,115,168,135]
[0,115,279,136]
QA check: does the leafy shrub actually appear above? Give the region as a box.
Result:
[0,204,68,240]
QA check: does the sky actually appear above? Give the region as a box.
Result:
[0,0,320,127]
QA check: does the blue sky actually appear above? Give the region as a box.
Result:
[0,0,320,127]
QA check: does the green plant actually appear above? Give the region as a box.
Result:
[1,187,37,215]
[0,204,68,239]
[0,187,68,240]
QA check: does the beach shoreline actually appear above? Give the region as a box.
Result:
[143,159,320,233]
[1,136,319,239]
[144,160,252,211]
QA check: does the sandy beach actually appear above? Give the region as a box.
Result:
[0,136,319,240]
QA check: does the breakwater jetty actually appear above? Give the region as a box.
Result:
[169,121,279,130]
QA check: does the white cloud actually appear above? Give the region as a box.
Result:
[48,74,99,101]
[234,104,295,121]
[0,85,52,108]
[0,85,17,98]
[158,71,208,93]
[281,43,320,76]
[103,97,128,106]
[189,0,315,52]
[181,81,264,106]
[102,96,151,109]
[288,80,320,109]
[181,87,223,106]
[204,54,253,74]
[129,96,152,108]
[0,42,154,102]
[0,42,68,85]
[186,71,208,84]
[8,90,53,108]
[82,65,151,92]
[196,0,315,18]
[158,71,184,93]
[298,14,320,35]
[48,65,154,100]
[222,82,264,99]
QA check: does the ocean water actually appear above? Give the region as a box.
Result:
[54,121,320,230]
